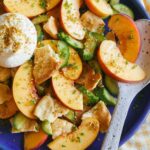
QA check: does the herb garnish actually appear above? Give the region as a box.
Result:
[40,0,47,9]
[62,144,66,148]
[30,99,36,105]
[77,136,81,142]
[80,132,84,136]
[132,64,137,69]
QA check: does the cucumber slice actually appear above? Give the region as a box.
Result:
[41,120,52,135]
[32,14,49,24]
[83,32,105,61]
[110,0,120,5]
[93,87,117,106]
[57,41,70,68]
[12,112,39,132]
[57,32,84,50]
[65,111,76,122]
[35,25,44,42]
[83,32,97,61]
[13,113,29,130]
[112,4,134,19]
[104,75,119,96]
[77,85,99,106]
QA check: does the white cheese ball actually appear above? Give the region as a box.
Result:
[0,13,37,68]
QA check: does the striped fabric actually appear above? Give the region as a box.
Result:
[120,114,150,150]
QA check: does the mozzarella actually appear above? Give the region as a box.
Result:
[0,13,37,68]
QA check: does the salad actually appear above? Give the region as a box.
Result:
[0,0,146,150]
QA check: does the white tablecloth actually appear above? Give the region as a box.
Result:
[120,114,150,150]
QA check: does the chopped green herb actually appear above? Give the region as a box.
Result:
[115,18,119,22]
[132,64,137,69]
[72,90,76,94]
[17,101,22,104]
[53,76,59,80]
[62,144,66,148]
[66,63,76,68]
[72,65,79,70]
[23,65,29,69]
[63,0,72,9]
[128,33,134,40]
[31,3,35,8]
[77,136,81,143]
[125,60,128,65]
[80,132,84,136]
[40,0,47,9]
[72,125,77,131]
[30,99,36,105]
[35,125,39,132]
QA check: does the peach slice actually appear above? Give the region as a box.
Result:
[97,40,145,83]
[24,129,48,150]
[52,71,83,111]
[106,32,116,42]
[60,0,85,40]
[62,48,83,80]
[0,84,12,105]
[0,98,18,119]
[48,118,99,150]
[75,63,102,91]
[85,0,113,17]
[4,0,45,18]
[4,0,61,18]
[13,61,39,119]
[46,0,61,10]
[108,14,141,62]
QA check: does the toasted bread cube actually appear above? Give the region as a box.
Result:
[81,11,105,33]
[33,45,60,84]
[82,101,111,132]
[34,95,69,123]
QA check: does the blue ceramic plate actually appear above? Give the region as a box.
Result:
[0,0,150,150]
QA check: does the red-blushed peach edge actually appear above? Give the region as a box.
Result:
[97,47,146,83]
[108,14,141,63]
[51,78,83,112]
